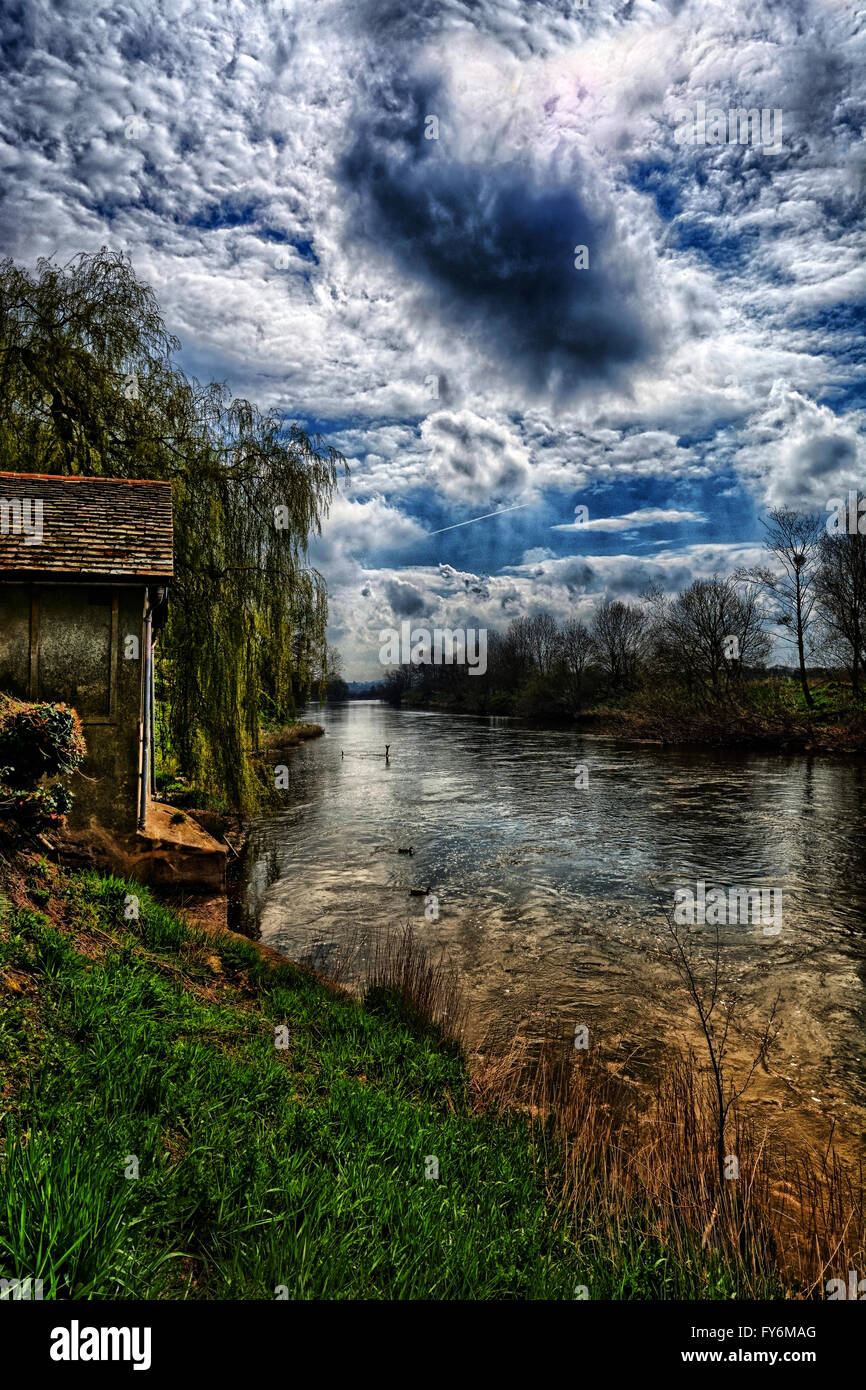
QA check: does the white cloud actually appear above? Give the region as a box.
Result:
[1,0,863,675]
[419,409,533,502]
[733,382,866,510]
[552,507,708,532]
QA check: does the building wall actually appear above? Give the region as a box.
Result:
[0,582,146,834]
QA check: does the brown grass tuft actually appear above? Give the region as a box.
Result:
[471,1018,866,1295]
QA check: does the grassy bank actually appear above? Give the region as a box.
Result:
[258,721,325,751]
[0,855,860,1299]
[392,678,866,754]
[573,678,866,753]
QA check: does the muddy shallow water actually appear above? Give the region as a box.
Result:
[240,701,866,1158]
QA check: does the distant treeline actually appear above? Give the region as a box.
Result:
[368,504,866,728]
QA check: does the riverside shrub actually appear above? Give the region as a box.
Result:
[0,697,86,829]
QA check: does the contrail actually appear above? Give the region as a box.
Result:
[428,501,531,536]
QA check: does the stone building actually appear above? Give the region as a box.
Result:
[0,471,173,834]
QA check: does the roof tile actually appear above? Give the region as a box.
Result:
[0,473,173,579]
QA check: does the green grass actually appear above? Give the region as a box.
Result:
[742,677,865,722]
[0,866,784,1300]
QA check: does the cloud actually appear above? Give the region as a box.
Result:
[733,383,866,510]
[311,494,428,568]
[420,409,532,501]
[1,0,864,676]
[437,562,491,600]
[382,577,428,617]
[552,507,708,532]
[338,68,658,399]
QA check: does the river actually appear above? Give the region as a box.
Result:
[240,701,866,1157]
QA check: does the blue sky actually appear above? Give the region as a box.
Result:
[1,0,864,677]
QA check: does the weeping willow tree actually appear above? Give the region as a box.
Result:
[0,249,344,809]
[166,394,337,806]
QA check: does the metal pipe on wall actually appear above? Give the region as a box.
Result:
[149,643,157,799]
[138,588,153,832]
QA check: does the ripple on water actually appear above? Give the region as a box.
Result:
[242,704,866,1157]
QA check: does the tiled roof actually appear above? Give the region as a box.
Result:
[0,473,173,580]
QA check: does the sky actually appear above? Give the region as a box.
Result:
[1,0,864,679]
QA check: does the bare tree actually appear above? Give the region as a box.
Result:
[591,599,648,691]
[502,616,534,683]
[648,576,770,705]
[814,505,866,696]
[523,612,562,676]
[737,507,823,708]
[501,612,562,678]
[652,885,781,1192]
[559,618,594,710]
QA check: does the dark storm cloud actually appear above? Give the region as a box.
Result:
[778,38,863,145]
[779,431,858,501]
[338,75,655,397]
[558,558,595,593]
[796,434,857,477]
[383,577,427,616]
[352,0,586,58]
[352,0,449,44]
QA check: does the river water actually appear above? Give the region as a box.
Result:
[240,701,866,1155]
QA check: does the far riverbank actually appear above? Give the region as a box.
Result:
[385,682,866,755]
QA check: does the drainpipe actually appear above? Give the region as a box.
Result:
[149,584,168,801]
[138,588,153,832]
[149,645,157,799]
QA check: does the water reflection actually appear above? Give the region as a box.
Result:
[241,702,866,1154]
